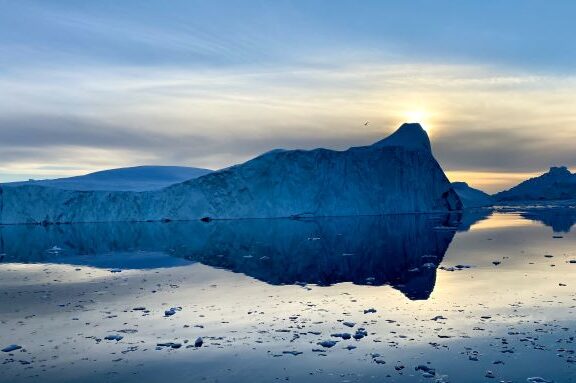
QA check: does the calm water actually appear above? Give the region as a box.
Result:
[0,208,575,382]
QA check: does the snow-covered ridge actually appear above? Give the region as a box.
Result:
[0,123,462,224]
[2,165,212,192]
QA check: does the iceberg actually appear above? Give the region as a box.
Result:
[451,182,493,208]
[2,165,212,192]
[0,123,461,224]
[495,166,576,202]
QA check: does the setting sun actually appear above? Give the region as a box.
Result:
[404,109,431,133]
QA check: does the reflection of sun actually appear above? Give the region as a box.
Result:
[404,110,431,133]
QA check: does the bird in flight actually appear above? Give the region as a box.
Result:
[364,121,369,126]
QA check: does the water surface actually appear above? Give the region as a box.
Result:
[0,209,574,382]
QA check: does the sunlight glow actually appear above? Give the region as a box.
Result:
[403,109,433,135]
[468,213,534,231]
[444,170,543,194]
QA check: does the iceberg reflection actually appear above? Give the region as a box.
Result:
[0,213,476,299]
[519,207,576,233]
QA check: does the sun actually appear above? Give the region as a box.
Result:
[403,110,431,133]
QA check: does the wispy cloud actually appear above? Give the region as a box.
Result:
[1,61,576,191]
[1,1,576,190]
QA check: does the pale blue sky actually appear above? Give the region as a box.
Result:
[1,0,576,191]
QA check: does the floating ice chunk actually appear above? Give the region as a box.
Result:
[164,307,182,317]
[1,344,22,352]
[415,365,436,376]
[363,308,377,314]
[104,335,123,341]
[157,342,181,349]
[330,333,351,340]
[317,340,337,348]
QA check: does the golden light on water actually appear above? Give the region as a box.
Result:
[467,213,534,230]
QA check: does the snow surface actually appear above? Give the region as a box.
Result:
[2,166,212,192]
[495,166,576,201]
[0,123,462,224]
[451,182,493,208]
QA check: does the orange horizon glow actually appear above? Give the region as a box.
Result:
[445,170,545,194]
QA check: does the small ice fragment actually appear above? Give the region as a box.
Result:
[1,344,22,353]
[415,365,436,376]
[104,335,123,341]
[164,307,181,317]
[317,340,337,348]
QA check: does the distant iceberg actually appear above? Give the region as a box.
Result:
[495,166,576,202]
[0,123,462,224]
[2,165,212,192]
[451,182,493,208]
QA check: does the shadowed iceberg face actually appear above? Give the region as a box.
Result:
[0,214,464,300]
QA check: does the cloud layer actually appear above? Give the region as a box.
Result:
[1,1,576,192]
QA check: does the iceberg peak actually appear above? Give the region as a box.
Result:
[547,166,571,177]
[372,123,431,152]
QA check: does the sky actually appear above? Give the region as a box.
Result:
[1,0,576,193]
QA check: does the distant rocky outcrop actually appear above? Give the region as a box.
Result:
[495,166,576,202]
[451,182,493,208]
[0,123,462,224]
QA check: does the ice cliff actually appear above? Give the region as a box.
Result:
[0,123,461,224]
